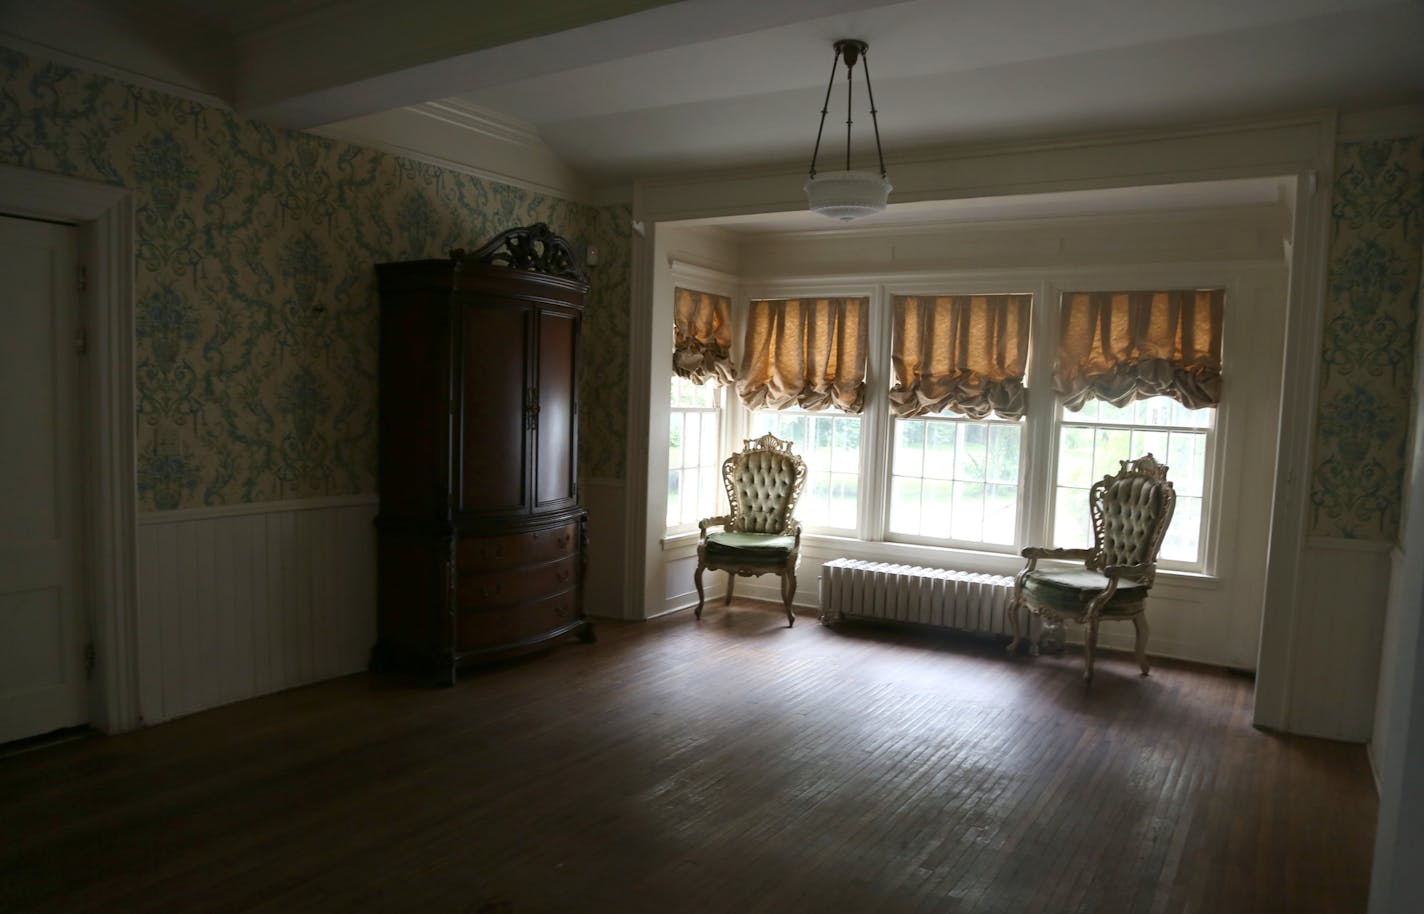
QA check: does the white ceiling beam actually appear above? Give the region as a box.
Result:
[233,0,905,128]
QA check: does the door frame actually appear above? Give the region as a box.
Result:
[0,164,138,733]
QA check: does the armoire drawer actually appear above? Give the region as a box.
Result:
[457,592,579,649]
[457,522,578,572]
[458,555,578,610]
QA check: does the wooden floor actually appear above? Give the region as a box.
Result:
[0,601,1377,914]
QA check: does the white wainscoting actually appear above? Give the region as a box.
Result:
[135,496,379,724]
[583,479,631,620]
[1283,536,1394,742]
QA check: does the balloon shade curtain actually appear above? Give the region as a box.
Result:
[738,297,868,413]
[1055,289,1224,411]
[888,293,1032,420]
[672,287,735,386]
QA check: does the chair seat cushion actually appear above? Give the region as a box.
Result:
[1022,568,1148,615]
[704,531,796,560]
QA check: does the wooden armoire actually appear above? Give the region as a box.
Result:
[372,224,595,684]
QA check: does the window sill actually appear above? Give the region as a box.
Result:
[660,529,1221,588]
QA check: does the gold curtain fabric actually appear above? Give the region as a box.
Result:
[888,294,1033,420]
[672,287,735,386]
[1055,289,1224,410]
[738,297,868,413]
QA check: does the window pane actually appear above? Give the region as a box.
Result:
[923,480,953,538]
[683,412,701,469]
[984,484,1018,545]
[667,468,682,527]
[1131,429,1169,463]
[895,420,925,478]
[1162,495,1202,563]
[890,477,922,535]
[1058,426,1095,487]
[782,414,809,450]
[1054,486,1092,548]
[1093,428,1132,479]
[987,424,1020,485]
[951,482,985,541]
[829,473,859,528]
[955,423,987,481]
[927,421,956,480]
[702,464,721,518]
[1167,432,1207,497]
[1098,401,1134,425]
[833,417,860,473]
[803,471,831,527]
[701,412,720,468]
[669,413,685,469]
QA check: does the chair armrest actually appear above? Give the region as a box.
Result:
[1020,547,1093,560]
[698,516,733,542]
[1102,562,1154,582]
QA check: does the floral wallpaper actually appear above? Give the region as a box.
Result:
[1310,137,1424,539]
[0,46,629,511]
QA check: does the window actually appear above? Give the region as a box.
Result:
[749,408,861,531]
[889,415,1021,545]
[667,376,723,529]
[667,281,1225,571]
[1053,396,1211,564]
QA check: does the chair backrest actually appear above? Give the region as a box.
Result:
[722,433,807,534]
[1087,453,1176,582]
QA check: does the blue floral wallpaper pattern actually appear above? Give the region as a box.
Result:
[0,46,630,511]
[1310,137,1423,539]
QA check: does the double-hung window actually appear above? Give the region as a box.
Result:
[667,286,735,531]
[886,292,1032,549]
[740,295,869,533]
[1049,288,1224,569]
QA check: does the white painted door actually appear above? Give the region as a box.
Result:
[0,213,87,743]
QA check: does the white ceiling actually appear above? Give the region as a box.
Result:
[5,0,1424,189]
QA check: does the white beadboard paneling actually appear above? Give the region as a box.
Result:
[1287,538,1393,742]
[136,497,378,724]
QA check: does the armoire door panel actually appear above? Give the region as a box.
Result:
[535,311,576,509]
[460,302,530,513]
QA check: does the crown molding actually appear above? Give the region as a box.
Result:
[407,98,545,148]
[312,100,593,203]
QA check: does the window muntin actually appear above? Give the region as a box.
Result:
[667,376,723,530]
[1052,396,1212,565]
[749,408,860,531]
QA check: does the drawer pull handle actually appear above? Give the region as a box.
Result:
[556,534,570,547]
[556,569,572,583]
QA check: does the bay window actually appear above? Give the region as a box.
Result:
[667,281,1224,574]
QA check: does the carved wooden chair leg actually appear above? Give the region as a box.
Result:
[725,572,736,605]
[1006,598,1022,654]
[1083,619,1100,683]
[1133,615,1151,676]
[694,564,706,619]
[781,571,796,627]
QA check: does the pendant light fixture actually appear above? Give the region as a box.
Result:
[804,39,892,221]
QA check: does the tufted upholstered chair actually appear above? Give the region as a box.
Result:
[695,433,808,626]
[1008,454,1176,683]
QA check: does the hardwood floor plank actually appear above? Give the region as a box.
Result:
[0,601,1377,913]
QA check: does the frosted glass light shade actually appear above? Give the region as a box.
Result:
[805,170,892,221]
